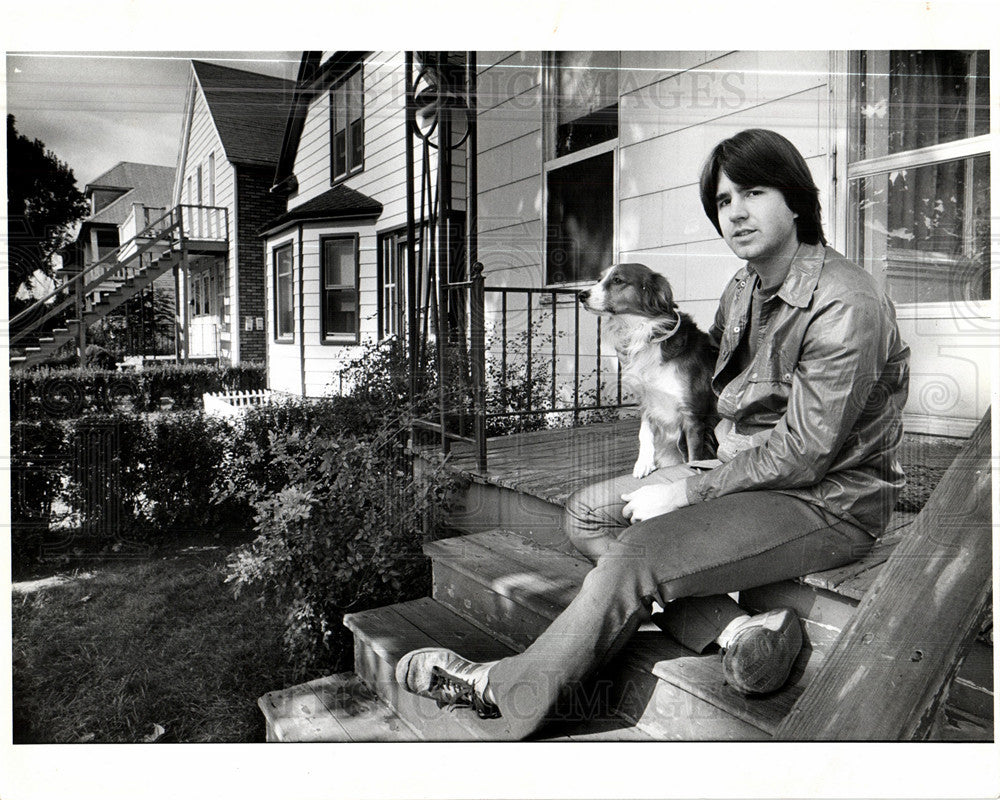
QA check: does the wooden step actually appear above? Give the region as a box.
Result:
[258,672,419,742]
[343,596,657,741]
[427,527,991,736]
[423,530,797,738]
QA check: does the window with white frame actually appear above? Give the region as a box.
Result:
[321,235,359,343]
[274,243,294,340]
[544,51,618,285]
[378,230,407,340]
[848,50,990,306]
[330,67,364,182]
[377,226,427,340]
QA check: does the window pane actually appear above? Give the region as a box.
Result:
[276,247,293,337]
[853,50,989,161]
[348,71,363,170]
[324,289,358,335]
[851,154,990,304]
[350,118,364,170]
[323,238,357,338]
[332,84,348,177]
[546,150,614,284]
[333,84,347,132]
[324,239,355,287]
[208,153,215,206]
[348,71,363,125]
[333,131,347,178]
[554,51,619,158]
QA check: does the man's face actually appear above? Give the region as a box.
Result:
[714,170,800,264]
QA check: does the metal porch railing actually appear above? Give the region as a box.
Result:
[416,265,638,473]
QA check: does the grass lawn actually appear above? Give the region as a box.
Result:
[12,533,300,743]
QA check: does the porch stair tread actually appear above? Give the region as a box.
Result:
[258,672,419,742]
[343,596,656,741]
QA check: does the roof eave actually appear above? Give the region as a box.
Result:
[259,209,382,238]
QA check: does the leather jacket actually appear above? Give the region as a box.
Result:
[685,243,910,536]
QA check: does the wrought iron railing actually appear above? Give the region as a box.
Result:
[483,284,635,426]
[417,264,636,473]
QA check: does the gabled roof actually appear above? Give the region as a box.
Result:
[82,162,176,226]
[259,184,383,236]
[192,60,295,168]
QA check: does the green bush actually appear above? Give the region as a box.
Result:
[10,411,247,571]
[9,362,266,419]
[10,419,66,566]
[123,412,242,537]
[223,413,457,676]
[217,339,459,675]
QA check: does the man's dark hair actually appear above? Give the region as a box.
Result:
[699,128,826,246]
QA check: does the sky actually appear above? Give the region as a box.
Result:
[6,51,301,186]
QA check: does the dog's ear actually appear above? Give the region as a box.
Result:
[640,271,676,316]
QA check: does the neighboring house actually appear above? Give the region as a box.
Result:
[261,51,466,397]
[173,60,294,364]
[57,162,177,358]
[61,161,175,274]
[264,50,991,437]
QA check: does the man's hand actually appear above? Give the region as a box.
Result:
[621,480,690,523]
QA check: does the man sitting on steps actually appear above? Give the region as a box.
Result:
[395,128,911,740]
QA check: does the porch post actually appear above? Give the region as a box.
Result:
[404,52,419,417]
[436,57,452,455]
[466,52,486,473]
[177,205,190,363]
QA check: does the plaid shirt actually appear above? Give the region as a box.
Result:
[685,243,910,536]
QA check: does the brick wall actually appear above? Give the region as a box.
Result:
[235,166,287,364]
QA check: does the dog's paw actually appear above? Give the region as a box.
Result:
[632,457,657,479]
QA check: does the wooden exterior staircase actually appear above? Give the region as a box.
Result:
[258,414,993,742]
[9,205,227,369]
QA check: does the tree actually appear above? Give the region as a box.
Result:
[7,114,89,309]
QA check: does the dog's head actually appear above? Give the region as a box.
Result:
[578,263,677,318]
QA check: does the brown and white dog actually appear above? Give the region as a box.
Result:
[579,263,718,478]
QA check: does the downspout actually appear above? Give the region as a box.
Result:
[298,224,306,397]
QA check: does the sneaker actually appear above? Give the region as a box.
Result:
[722,607,802,695]
[395,647,501,719]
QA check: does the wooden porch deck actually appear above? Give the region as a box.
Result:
[438,418,643,505]
[436,417,965,516]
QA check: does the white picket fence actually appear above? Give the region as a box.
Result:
[202,389,277,418]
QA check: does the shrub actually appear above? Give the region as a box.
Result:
[218,339,459,674]
[10,411,245,571]
[223,414,457,676]
[10,419,66,567]
[124,412,241,537]
[10,362,266,419]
